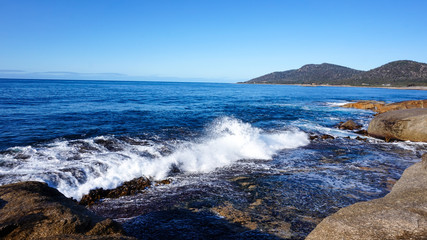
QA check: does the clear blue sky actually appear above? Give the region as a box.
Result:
[1,0,427,82]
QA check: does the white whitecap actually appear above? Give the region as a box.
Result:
[0,117,309,200]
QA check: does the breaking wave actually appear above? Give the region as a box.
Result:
[0,117,309,199]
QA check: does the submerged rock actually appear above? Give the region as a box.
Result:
[306,154,427,239]
[368,108,427,142]
[0,181,132,239]
[122,209,282,240]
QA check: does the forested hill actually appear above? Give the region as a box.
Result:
[243,60,427,86]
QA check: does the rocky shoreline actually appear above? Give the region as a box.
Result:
[0,181,135,239]
[307,153,427,239]
[1,99,426,239]
[342,99,427,142]
[305,99,427,239]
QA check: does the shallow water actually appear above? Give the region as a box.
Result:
[0,79,426,238]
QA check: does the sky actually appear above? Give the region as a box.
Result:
[1,0,427,82]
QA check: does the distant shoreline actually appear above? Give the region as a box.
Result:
[238,82,427,90]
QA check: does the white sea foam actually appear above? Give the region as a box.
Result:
[0,117,309,199]
[326,101,352,107]
[291,119,360,138]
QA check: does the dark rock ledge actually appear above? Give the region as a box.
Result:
[307,153,427,239]
[0,181,135,239]
[79,177,171,206]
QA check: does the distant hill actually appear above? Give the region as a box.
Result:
[243,60,427,87]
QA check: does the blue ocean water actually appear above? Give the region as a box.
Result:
[1,79,425,150]
[0,79,426,238]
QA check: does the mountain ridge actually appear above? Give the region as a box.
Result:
[243,60,427,86]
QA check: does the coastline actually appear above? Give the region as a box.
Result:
[238,82,427,90]
[306,100,427,238]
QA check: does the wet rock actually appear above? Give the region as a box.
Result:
[368,108,427,142]
[79,177,153,206]
[355,136,367,142]
[355,129,368,136]
[306,154,427,240]
[0,181,132,239]
[70,140,101,153]
[310,134,336,141]
[339,120,362,130]
[309,135,318,140]
[93,138,123,152]
[155,179,172,186]
[212,202,258,230]
[320,134,335,140]
[122,209,280,240]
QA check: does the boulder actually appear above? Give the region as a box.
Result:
[306,154,427,240]
[339,120,362,130]
[368,108,427,142]
[0,181,134,239]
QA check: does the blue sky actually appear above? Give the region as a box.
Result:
[1,0,427,82]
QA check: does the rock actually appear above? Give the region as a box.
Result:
[93,138,123,152]
[339,120,362,130]
[367,108,427,142]
[79,177,152,206]
[79,177,172,206]
[355,129,368,136]
[306,154,427,240]
[376,99,427,113]
[341,100,385,111]
[320,134,335,140]
[309,135,319,140]
[211,202,258,230]
[341,99,427,114]
[0,181,133,239]
[122,209,280,240]
[355,136,367,142]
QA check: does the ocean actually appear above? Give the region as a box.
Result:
[0,79,426,238]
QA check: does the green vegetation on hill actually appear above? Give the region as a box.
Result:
[244,60,427,87]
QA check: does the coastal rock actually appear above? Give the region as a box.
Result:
[320,134,335,140]
[79,177,172,206]
[79,177,152,206]
[367,108,427,142]
[306,154,427,240]
[355,129,368,136]
[376,99,427,113]
[339,120,362,130]
[341,99,426,113]
[341,100,385,111]
[0,181,133,239]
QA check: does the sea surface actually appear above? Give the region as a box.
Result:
[0,79,426,239]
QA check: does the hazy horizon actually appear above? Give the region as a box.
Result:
[1,0,427,82]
